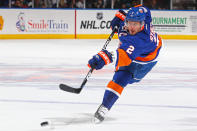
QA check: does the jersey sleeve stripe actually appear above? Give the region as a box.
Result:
[135,35,162,62]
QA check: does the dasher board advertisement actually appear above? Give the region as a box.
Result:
[0,9,75,34]
[151,10,197,35]
[76,10,114,34]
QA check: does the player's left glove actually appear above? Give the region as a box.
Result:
[110,10,126,32]
[88,50,113,70]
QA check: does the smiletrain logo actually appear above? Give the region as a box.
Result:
[27,19,69,31]
[16,12,26,32]
[16,12,69,32]
[0,16,4,31]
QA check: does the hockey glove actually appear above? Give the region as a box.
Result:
[88,50,113,70]
[110,10,126,32]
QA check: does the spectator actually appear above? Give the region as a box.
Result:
[41,0,53,8]
[144,0,160,9]
[86,0,93,8]
[34,0,52,8]
[27,0,33,7]
[96,0,104,8]
[121,3,127,9]
[40,0,47,8]
[34,0,39,7]
[114,0,122,9]
[76,0,84,8]
[59,0,72,8]
[131,0,141,7]
[21,0,29,7]
[13,0,33,8]
[34,0,53,8]
[114,0,131,9]
[0,0,9,8]
[144,0,170,10]
[50,0,59,8]
[103,0,110,8]
[12,0,28,8]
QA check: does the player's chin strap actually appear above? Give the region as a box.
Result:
[59,27,118,94]
[140,21,145,31]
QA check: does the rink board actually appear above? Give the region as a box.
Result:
[0,9,197,40]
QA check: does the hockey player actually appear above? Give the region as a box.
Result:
[88,5,162,123]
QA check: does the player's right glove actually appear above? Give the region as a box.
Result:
[110,10,126,32]
[88,50,113,70]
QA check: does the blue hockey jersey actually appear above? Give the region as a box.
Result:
[115,6,162,71]
[101,6,163,111]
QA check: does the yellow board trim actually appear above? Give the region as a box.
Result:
[76,34,119,39]
[0,34,197,40]
[76,34,197,40]
[160,35,197,40]
[77,34,197,40]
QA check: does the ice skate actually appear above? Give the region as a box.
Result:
[94,104,109,124]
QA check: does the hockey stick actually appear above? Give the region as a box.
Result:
[59,27,117,94]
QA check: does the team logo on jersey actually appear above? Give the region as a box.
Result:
[96,12,103,20]
[0,16,4,31]
[139,8,144,13]
[16,12,26,32]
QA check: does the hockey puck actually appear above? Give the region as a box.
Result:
[40,121,49,126]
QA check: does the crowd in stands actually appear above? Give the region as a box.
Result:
[0,0,196,10]
[0,0,9,7]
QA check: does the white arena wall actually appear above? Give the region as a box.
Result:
[0,9,197,40]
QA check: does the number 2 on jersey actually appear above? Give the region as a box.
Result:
[126,45,135,54]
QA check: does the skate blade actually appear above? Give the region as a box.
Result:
[93,117,103,124]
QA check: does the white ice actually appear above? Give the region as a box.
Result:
[0,39,197,131]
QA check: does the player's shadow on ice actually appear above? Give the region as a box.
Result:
[44,113,116,126]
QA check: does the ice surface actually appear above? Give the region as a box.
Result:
[0,39,197,131]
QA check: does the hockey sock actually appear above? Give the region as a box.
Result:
[102,80,124,110]
[102,90,119,110]
[102,71,131,110]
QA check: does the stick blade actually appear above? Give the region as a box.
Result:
[59,84,82,94]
